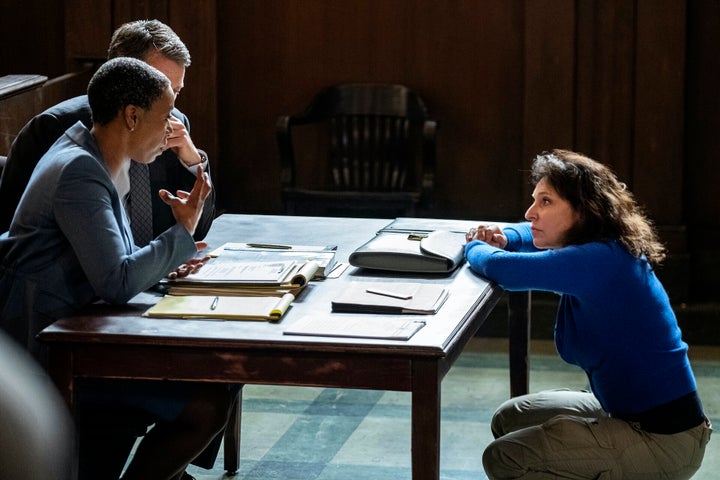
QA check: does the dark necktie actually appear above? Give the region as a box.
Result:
[128,161,153,247]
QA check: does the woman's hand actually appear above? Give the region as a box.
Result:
[466,224,508,249]
[159,166,212,235]
[167,253,211,279]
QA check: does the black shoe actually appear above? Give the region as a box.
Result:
[181,473,196,480]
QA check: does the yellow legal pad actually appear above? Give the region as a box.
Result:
[143,293,295,322]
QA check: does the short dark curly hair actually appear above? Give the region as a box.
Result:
[87,57,170,125]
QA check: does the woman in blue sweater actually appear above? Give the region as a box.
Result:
[465,150,710,479]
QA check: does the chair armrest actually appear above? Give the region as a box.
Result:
[277,107,331,189]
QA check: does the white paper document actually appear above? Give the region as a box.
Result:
[283,314,425,341]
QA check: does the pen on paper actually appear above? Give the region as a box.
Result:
[245,243,292,250]
[210,296,219,310]
[366,288,413,300]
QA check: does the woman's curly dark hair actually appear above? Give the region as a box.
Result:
[531,149,666,265]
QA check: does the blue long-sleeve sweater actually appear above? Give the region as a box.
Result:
[465,222,697,417]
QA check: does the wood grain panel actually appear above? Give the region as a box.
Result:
[169,0,219,168]
[575,0,635,182]
[64,0,112,69]
[633,0,685,224]
[217,0,526,219]
[522,0,576,204]
[0,0,65,77]
[685,0,720,230]
[112,0,169,23]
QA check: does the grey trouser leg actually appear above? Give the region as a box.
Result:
[484,389,711,479]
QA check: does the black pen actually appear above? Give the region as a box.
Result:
[245,243,292,249]
[210,296,219,310]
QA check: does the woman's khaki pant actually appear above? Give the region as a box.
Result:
[483,389,711,480]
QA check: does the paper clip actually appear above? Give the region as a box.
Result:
[407,233,428,241]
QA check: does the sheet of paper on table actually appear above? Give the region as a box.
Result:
[283,314,426,341]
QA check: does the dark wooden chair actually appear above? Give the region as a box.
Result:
[277,83,437,218]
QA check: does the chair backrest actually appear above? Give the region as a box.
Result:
[278,83,436,197]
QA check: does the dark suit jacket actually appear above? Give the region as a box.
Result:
[0,95,216,239]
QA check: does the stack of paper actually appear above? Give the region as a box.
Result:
[208,243,338,278]
[164,259,319,297]
[148,243,337,321]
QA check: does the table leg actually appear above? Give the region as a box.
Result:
[507,291,531,397]
[412,359,441,480]
[223,387,243,474]
[46,346,75,408]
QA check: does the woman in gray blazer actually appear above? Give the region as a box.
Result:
[0,57,234,480]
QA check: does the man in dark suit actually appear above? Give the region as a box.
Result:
[0,19,215,242]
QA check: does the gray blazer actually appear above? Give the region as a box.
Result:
[0,122,196,363]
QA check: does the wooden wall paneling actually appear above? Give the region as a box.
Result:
[684,0,720,302]
[216,1,531,218]
[522,0,576,206]
[212,0,712,243]
[633,0,686,226]
[685,0,720,231]
[217,0,286,213]
[574,0,635,182]
[414,1,525,220]
[112,0,170,24]
[0,0,65,77]
[216,1,430,214]
[168,0,219,172]
[64,0,113,69]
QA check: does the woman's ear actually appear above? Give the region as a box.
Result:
[122,105,139,131]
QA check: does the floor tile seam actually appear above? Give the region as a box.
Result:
[246,388,386,477]
[240,401,495,418]
[238,459,486,478]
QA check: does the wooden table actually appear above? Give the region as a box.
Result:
[38,214,530,480]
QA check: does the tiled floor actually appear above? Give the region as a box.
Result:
[180,337,719,479]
